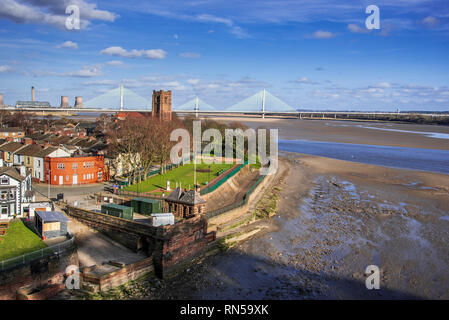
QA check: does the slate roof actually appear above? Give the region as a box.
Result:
[15,144,43,156]
[0,142,25,152]
[0,127,23,133]
[35,211,69,222]
[165,187,206,205]
[0,167,25,182]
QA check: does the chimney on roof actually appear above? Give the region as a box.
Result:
[61,96,69,108]
[74,96,83,108]
[24,138,34,145]
[31,86,35,101]
[19,165,27,177]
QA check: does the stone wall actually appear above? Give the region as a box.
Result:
[64,206,215,278]
[0,246,79,300]
[81,257,154,293]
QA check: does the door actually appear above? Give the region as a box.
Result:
[73,174,78,185]
[59,176,63,185]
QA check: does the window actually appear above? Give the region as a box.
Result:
[9,191,14,200]
[54,175,57,182]
[1,177,9,185]
[37,160,41,167]
[83,174,86,180]
[27,157,30,165]
[66,175,69,181]
[73,163,78,169]
[83,162,86,168]
[98,171,102,180]
[57,163,65,169]
[1,206,7,215]
[1,191,8,200]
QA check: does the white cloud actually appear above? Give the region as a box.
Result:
[106,60,124,66]
[187,79,200,85]
[347,24,370,34]
[0,65,13,73]
[179,52,201,59]
[310,30,335,39]
[195,14,233,26]
[63,65,102,78]
[0,0,117,29]
[421,16,439,28]
[56,41,78,49]
[100,46,167,59]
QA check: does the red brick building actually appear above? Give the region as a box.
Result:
[44,155,106,185]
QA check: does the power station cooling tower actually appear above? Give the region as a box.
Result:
[60,96,69,108]
[74,96,83,108]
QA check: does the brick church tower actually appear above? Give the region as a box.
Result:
[152,90,172,121]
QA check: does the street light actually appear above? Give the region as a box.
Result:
[47,166,51,200]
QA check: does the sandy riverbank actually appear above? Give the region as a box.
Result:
[207,117,449,150]
[87,154,448,299]
[168,154,449,299]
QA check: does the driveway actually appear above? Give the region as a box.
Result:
[33,183,106,202]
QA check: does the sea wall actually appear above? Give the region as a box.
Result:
[0,246,79,300]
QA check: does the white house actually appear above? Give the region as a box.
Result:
[0,166,34,220]
[33,147,70,182]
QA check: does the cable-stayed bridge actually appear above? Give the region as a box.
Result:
[6,85,446,118]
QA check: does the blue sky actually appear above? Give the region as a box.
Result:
[0,0,448,111]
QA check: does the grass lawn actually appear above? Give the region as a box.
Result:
[125,162,234,193]
[0,220,47,261]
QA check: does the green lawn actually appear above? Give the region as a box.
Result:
[125,162,234,193]
[0,220,47,261]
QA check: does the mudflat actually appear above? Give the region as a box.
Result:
[151,155,449,299]
[209,117,449,150]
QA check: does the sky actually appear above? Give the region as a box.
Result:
[0,0,448,111]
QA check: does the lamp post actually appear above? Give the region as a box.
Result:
[47,166,51,200]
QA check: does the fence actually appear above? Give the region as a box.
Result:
[116,189,164,200]
[200,161,248,196]
[0,234,75,272]
[117,156,192,187]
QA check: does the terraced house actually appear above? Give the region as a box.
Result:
[0,127,25,140]
[0,141,26,166]
[0,166,34,220]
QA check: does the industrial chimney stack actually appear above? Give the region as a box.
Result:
[74,96,83,108]
[31,86,35,101]
[60,96,69,108]
[0,94,4,106]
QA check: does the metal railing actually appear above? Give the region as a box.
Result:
[0,234,75,272]
[200,161,248,196]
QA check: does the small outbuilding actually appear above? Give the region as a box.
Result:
[35,211,69,240]
[131,197,162,215]
[101,203,134,220]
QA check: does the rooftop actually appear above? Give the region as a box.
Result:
[35,211,69,222]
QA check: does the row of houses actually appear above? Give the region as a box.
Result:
[0,138,106,186]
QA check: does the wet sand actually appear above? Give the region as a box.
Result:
[94,155,448,300]
[158,155,449,299]
[208,117,449,150]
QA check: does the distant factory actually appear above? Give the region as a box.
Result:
[0,87,83,109]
